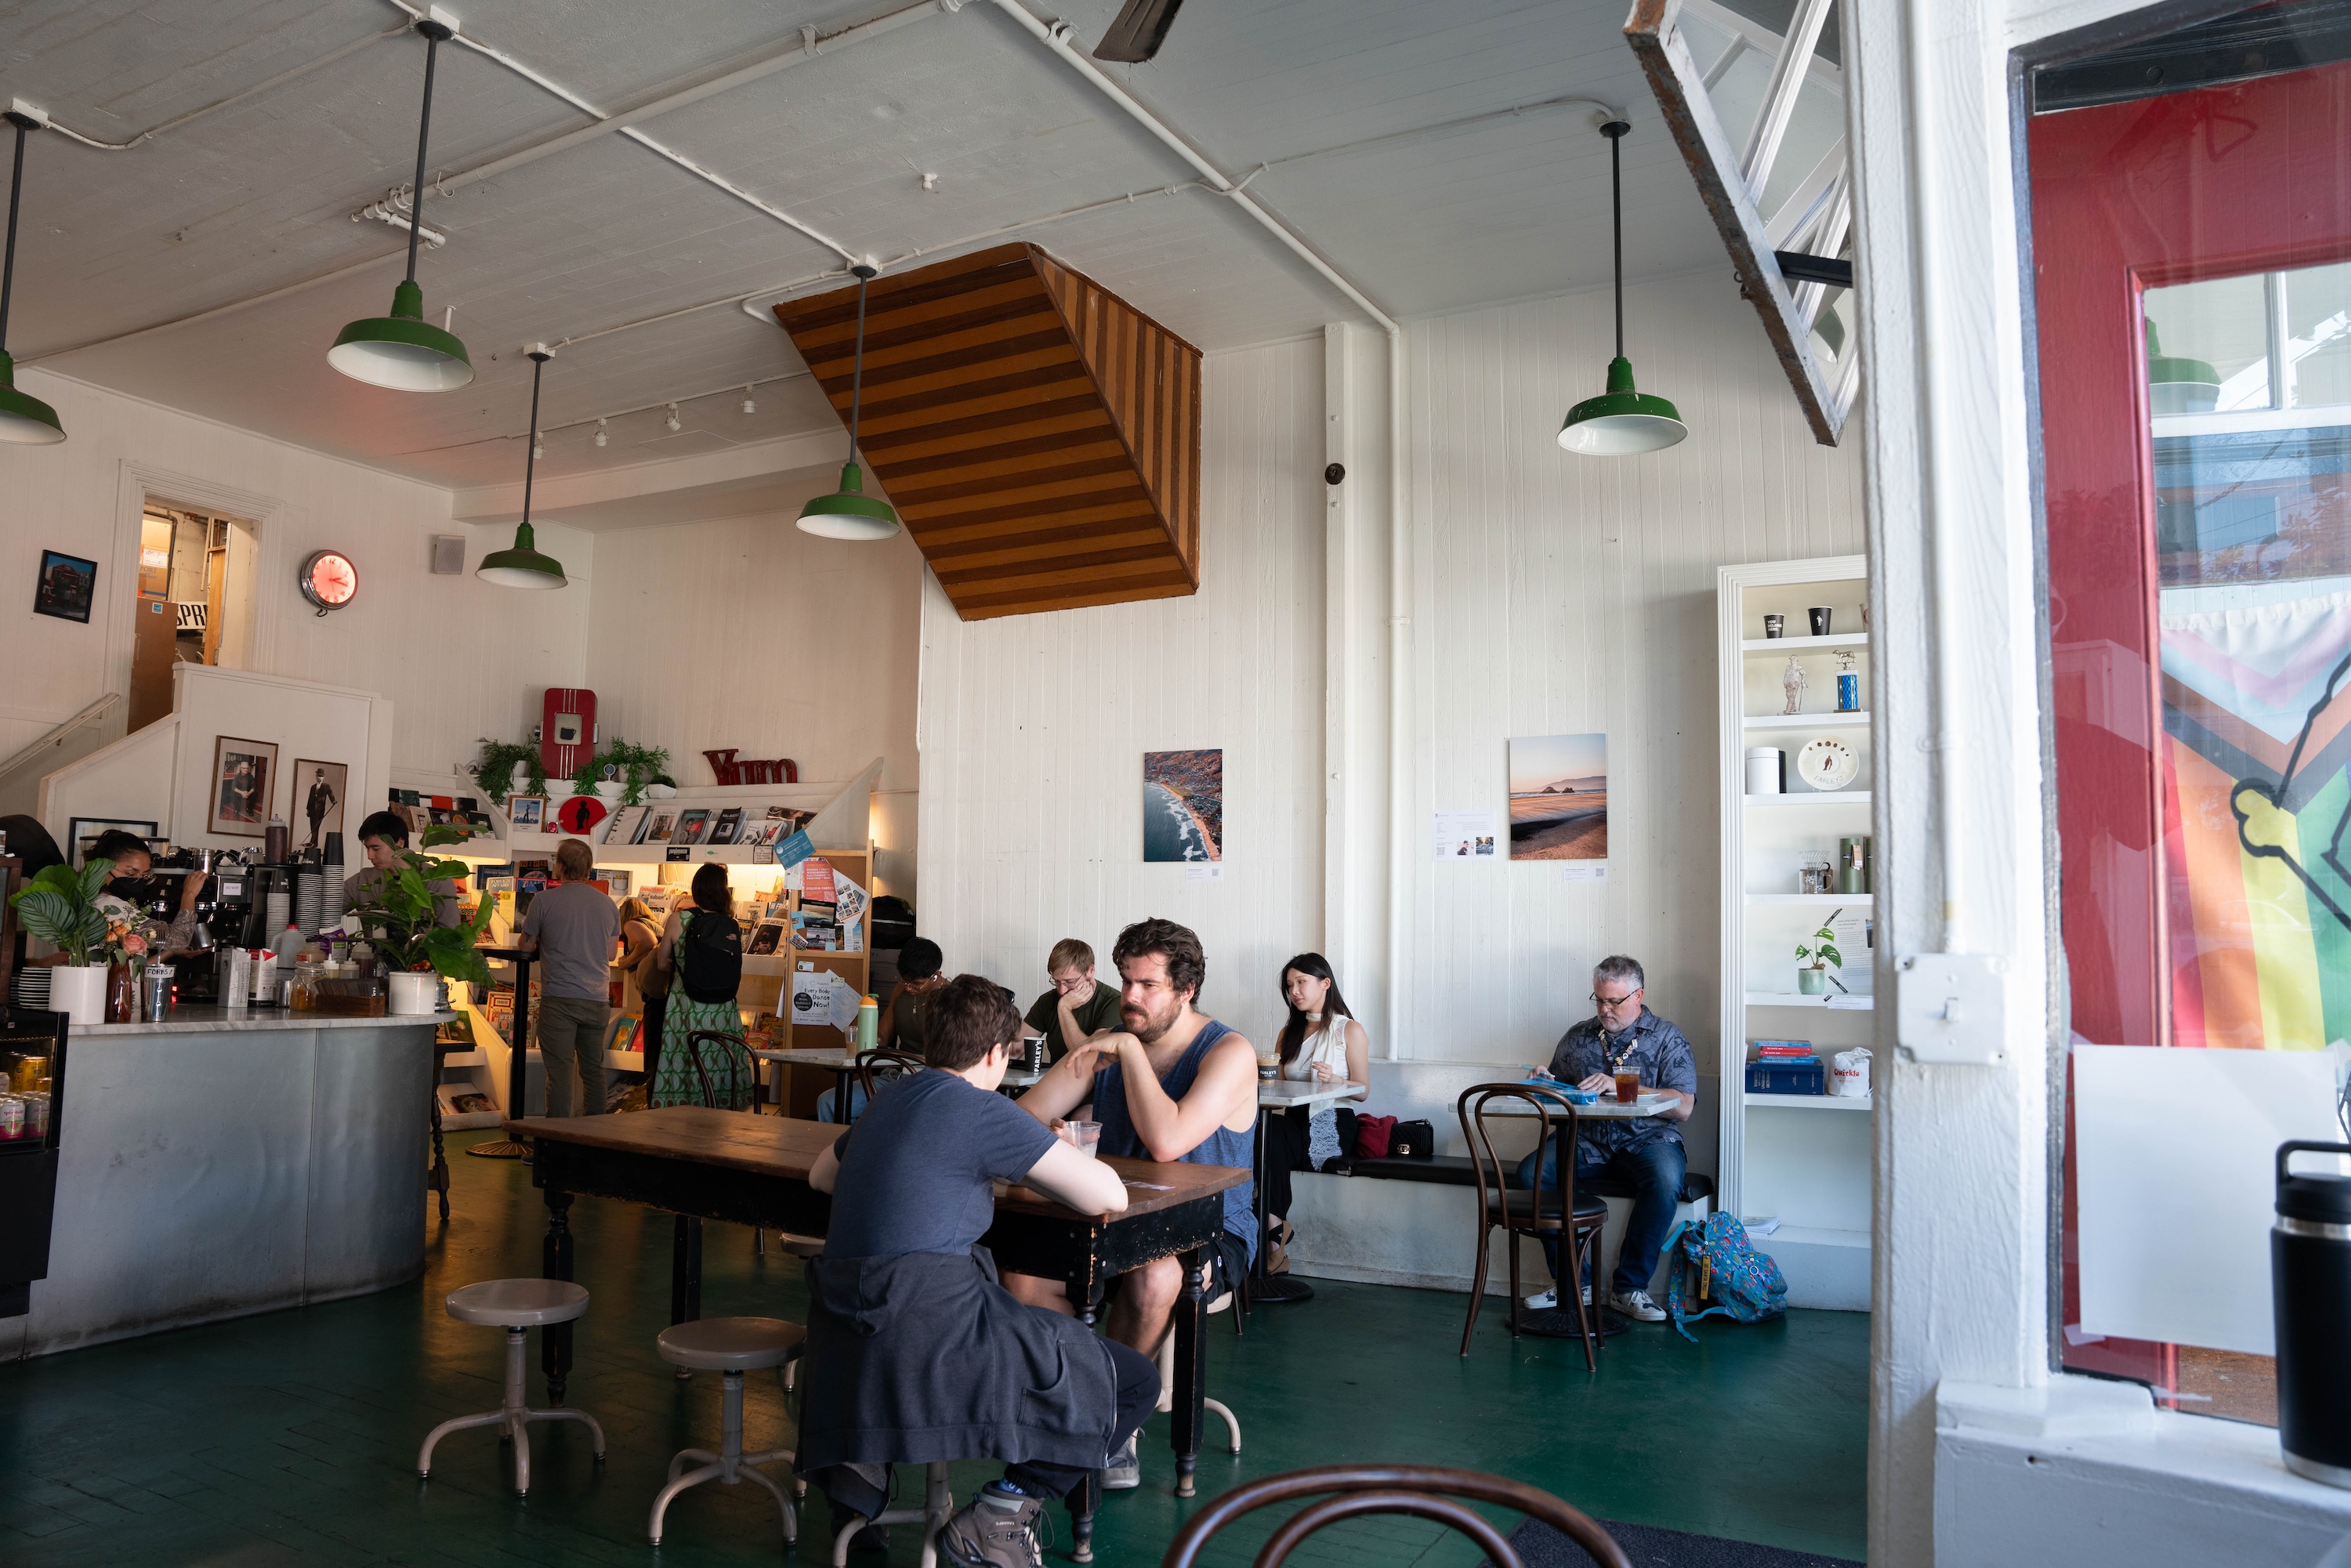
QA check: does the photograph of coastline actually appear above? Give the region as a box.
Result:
[1508,732,1608,860]
[1143,748,1223,863]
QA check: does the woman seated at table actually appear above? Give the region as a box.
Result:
[1262,953,1369,1272]
[800,973,1155,1568]
[648,864,753,1108]
[820,936,947,1122]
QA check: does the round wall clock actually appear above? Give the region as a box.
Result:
[299,550,359,615]
[1797,736,1860,791]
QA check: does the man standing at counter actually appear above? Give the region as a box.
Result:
[517,838,618,1118]
[343,811,461,927]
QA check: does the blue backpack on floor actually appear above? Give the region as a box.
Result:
[1660,1213,1788,1341]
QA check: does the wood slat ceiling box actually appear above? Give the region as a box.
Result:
[773,243,1202,621]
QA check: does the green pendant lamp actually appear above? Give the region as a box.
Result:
[0,108,63,444]
[799,264,902,541]
[477,348,567,589]
[328,16,473,392]
[1559,120,1686,457]
[2146,320,2220,415]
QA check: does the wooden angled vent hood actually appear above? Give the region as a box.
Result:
[774,244,1201,621]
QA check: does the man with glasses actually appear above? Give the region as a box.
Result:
[1021,937,1124,1063]
[1517,955,1697,1322]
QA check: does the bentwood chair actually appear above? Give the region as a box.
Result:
[1457,1084,1608,1368]
[678,1030,821,1283]
[1161,1465,1632,1568]
[852,1048,927,1102]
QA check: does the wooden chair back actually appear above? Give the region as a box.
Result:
[680,1030,754,1112]
[1456,1082,1581,1234]
[853,1048,928,1100]
[1161,1464,1630,1568]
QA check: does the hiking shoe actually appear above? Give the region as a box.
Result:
[1609,1289,1666,1323]
[936,1485,1043,1568]
[1103,1432,1140,1490]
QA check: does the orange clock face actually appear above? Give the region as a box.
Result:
[301,550,358,611]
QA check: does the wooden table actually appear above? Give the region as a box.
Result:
[1248,1079,1364,1303]
[510,1106,1246,1554]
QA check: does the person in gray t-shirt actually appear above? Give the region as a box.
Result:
[518,838,620,1117]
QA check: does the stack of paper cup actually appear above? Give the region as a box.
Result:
[1745,747,1784,796]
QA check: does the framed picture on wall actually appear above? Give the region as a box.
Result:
[33,549,98,624]
[292,759,348,853]
[208,737,276,837]
[507,795,547,833]
[65,817,159,867]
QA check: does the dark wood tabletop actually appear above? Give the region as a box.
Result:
[508,1106,1248,1222]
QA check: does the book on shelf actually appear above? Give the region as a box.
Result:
[747,921,784,956]
[605,804,650,846]
[710,807,744,846]
[675,809,712,846]
[645,810,676,844]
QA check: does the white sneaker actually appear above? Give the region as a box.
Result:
[1103,1433,1139,1490]
[1609,1288,1666,1323]
[1521,1284,1593,1311]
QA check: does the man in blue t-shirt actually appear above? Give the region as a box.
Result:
[801,974,1158,1568]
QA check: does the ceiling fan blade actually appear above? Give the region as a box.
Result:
[1092,0,1187,63]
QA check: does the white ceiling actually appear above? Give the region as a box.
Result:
[0,0,1830,494]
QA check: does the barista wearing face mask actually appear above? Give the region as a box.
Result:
[32,828,210,963]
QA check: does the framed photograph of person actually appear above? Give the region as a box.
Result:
[292,759,349,854]
[208,737,277,837]
[507,795,547,833]
[32,549,99,624]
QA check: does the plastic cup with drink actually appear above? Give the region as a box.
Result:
[1614,1069,1640,1105]
[1059,1119,1103,1159]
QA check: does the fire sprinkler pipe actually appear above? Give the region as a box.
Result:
[986,0,1412,1051]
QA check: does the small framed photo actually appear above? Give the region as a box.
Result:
[209,736,277,837]
[33,549,98,624]
[507,795,547,832]
[292,759,349,854]
[67,817,159,867]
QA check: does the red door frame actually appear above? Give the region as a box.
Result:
[2030,60,2351,1383]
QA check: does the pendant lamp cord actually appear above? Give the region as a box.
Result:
[405,27,442,288]
[521,354,544,527]
[1607,119,1627,363]
[848,264,875,458]
[0,120,24,353]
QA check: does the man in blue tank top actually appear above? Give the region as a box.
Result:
[1005,917,1259,1491]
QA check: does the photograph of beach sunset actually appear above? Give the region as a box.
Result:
[1143,748,1223,862]
[1508,732,1607,860]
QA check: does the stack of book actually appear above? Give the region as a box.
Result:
[1745,1040,1826,1095]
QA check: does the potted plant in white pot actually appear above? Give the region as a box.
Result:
[9,858,114,1025]
[346,827,498,1015]
[1795,919,1843,996]
[469,737,545,807]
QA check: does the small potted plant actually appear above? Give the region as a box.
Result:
[346,827,499,1015]
[470,738,545,806]
[9,858,114,1024]
[1795,920,1843,995]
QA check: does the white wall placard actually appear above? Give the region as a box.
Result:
[2074,1043,2343,1355]
[1431,809,1498,860]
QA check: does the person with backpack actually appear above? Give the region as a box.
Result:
[516,838,621,1118]
[650,863,752,1109]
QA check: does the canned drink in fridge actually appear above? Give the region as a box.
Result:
[21,1092,48,1139]
[0,1096,24,1140]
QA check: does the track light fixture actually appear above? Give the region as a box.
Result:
[478,346,566,590]
[328,13,473,392]
[665,403,681,433]
[594,417,607,448]
[742,385,756,415]
[798,265,902,541]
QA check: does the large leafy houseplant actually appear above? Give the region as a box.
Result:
[346,827,497,987]
[569,738,670,805]
[9,858,113,965]
[471,737,545,806]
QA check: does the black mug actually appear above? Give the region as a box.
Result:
[2275,1140,2351,1487]
[1807,607,1832,636]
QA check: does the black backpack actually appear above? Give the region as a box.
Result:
[678,910,743,1004]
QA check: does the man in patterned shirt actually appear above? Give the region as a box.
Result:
[1517,954,1697,1322]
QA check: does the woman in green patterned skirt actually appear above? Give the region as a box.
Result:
[650,863,753,1108]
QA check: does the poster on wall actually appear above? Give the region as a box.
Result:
[1507,733,1607,861]
[1431,808,1499,860]
[293,759,347,852]
[209,736,277,838]
[32,549,97,624]
[1143,749,1223,864]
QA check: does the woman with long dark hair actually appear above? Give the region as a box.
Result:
[1262,952,1369,1270]
[649,864,752,1108]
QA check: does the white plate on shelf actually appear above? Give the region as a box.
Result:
[1796,736,1860,790]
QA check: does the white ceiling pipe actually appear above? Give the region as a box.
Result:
[39,23,413,150]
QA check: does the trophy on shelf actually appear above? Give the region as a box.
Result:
[1781,655,1809,716]
[1834,650,1860,712]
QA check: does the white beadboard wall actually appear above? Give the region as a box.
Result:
[915,270,1864,1065]
[584,509,924,795]
[0,367,588,815]
[917,337,1328,1045]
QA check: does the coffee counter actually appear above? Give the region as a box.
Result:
[0,1004,453,1359]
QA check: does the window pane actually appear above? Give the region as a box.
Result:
[2145,272,2270,413]
[2286,259,2351,408]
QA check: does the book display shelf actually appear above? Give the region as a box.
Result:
[1716,556,1874,1310]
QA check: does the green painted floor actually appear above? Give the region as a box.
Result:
[0,1131,1867,1566]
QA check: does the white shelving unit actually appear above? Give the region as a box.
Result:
[1719,556,1874,1311]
